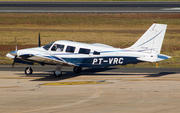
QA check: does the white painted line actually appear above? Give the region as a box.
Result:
[1,10,180,13]
[162,8,180,10]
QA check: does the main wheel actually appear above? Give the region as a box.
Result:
[54,70,62,77]
[25,67,33,75]
[73,66,82,74]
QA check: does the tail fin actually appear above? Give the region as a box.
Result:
[127,23,167,54]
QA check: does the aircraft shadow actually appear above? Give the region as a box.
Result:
[82,67,117,73]
[145,72,176,77]
[14,68,178,81]
[29,67,119,81]
[32,73,177,82]
[15,71,80,81]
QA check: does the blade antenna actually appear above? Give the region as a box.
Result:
[38,33,41,47]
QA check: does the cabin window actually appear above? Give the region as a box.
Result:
[93,51,100,55]
[43,42,54,50]
[51,44,64,52]
[79,48,90,54]
[66,46,75,53]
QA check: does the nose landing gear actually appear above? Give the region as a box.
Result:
[25,67,33,75]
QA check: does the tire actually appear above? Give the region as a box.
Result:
[54,71,62,77]
[25,67,33,75]
[73,66,82,74]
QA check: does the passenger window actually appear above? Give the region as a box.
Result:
[79,48,90,54]
[66,46,75,53]
[93,51,100,55]
[51,44,64,52]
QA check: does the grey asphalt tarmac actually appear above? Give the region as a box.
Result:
[1,65,180,113]
[0,1,180,13]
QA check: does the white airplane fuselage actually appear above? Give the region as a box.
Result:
[14,41,138,66]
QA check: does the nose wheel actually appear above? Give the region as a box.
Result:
[25,67,33,75]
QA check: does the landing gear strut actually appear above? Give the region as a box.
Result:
[25,67,33,75]
[54,65,62,77]
[73,66,82,74]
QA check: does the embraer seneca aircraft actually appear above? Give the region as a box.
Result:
[6,23,171,77]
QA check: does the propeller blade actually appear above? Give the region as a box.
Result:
[15,37,17,51]
[12,55,17,68]
[38,33,41,47]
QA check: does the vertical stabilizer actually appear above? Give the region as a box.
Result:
[127,23,167,54]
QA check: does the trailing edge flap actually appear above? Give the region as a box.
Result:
[137,54,171,62]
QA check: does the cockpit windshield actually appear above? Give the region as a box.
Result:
[43,42,54,50]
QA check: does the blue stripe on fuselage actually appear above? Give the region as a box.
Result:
[62,56,141,68]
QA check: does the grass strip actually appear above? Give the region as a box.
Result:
[0,13,179,67]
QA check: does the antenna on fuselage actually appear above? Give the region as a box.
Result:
[38,33,41,47]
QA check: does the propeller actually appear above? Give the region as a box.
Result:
[38,33,41,47]
[12,37,18,68]
[15,37,17,51]
[12,55,17,68]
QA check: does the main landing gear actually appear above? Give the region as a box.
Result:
[54,65,62,77]
[53,66,82,77]
[73,66,82,74]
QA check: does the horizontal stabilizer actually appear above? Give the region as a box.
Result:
[137,54,171,62]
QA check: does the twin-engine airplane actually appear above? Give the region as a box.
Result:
[6,23,171,77]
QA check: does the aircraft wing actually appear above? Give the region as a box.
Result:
[19,54,77,66]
